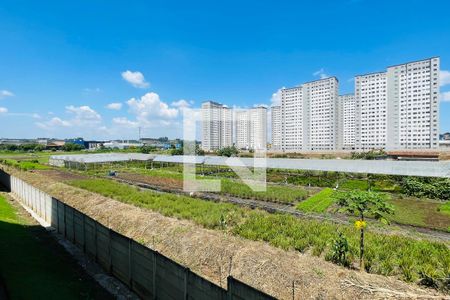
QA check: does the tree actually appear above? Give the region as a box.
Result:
[140,145,157,154]
[333,190,394,271]
[62,143,84,151]
[216,146,239,157]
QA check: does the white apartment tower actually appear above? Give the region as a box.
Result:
[355,57,440,150]
[339,94,357,150]
[281,86,303,150]
[201,101,233,151]
[355,72,388,149]
[281,77,339,151]
[386,58,440,149]
[271,106,282,150]
[250,106,268,150]
[304,77,339,150]
[235,106,267,150]
[235,110,250,149]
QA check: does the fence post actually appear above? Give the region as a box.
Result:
[108,228,112,273]
[56,200,60,233]
[128,239,133,287]
[94,221,98,261]
[292,280,295,300]
[184,267,189,300]
[227,276,232,300]
[63,204,67,238]
[72,208,75,243]
[82,214,86,253]
[152,251,157,300]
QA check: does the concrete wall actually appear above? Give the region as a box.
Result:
[0,169,275,300]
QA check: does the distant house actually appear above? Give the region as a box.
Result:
[84,140,104,150]
[103,140,143,149]
[440,132,450,140]
[65,138,86,148]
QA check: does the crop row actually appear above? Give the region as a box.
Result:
[69,178,450,286]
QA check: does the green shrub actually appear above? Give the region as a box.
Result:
[327,232,350,267]
[401,177,450,200]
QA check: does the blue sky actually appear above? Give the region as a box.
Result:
[1,0,450,140]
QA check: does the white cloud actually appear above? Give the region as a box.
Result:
[106,102,123,110]
[127,92,178,119]
[112,117,139,127]
[0,90,14,99]
[4,112,41,118]
[66,105,102,123]
[441,70,450,87]
[0,107,8,113]
[313,68,329,79]
[271,87,284,106]
[441,91,450,102]
[36,117,71,130]
[112,92,183,132]
[121,70,149,88]
[35,105,101,131]
[171,99,191,108]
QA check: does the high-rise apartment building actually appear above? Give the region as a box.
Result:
[201,101,233,151]
[281,86,303,150]
[304,77,339,150]
[235,107,267,150]
[271,106,282,150]
[355,72,388,149]
[355,57,440,150]
[338,94,357,150]
[281,77,339,151]
[250,106,268,150]
[386,58,440,149]
[235,110,250,149]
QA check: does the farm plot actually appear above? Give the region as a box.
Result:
[113,169,310,204]
[67,178,450,286]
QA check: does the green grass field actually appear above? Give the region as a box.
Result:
[0,194,110,299]
[296,188,335,213]
[68,178,450,283]
[441,201,450,216]
[387,197,450,231]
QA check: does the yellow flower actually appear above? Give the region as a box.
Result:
[354,220,367,230]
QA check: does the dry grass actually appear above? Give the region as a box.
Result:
[4,166,448,299]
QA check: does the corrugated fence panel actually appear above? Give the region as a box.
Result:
[73,210,85,248]
[188,270,226,300]
[96,223,111,271]
[57,201,65,235]
[65,206,75,242]
[45,194,52,224]
[155,253,186,300]
[110,231,130,284]
[84,217,97,258]
[130,241,154,299]
[0,171,276,300]
[228,277,276,300]
[51,197,58,229]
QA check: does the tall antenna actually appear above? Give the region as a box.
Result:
[138,126,141,140]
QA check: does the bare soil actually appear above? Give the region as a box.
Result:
[5,166,449,299]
